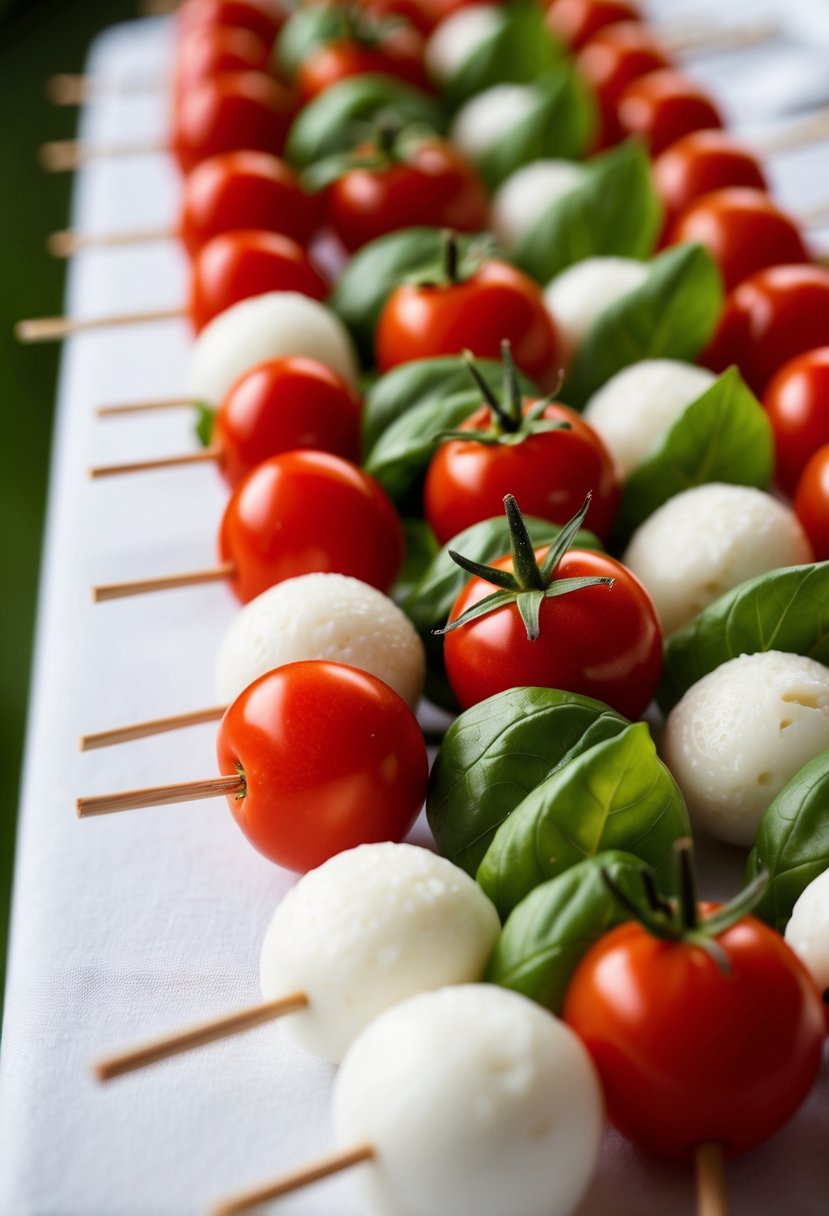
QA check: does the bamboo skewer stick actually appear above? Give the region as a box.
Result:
[76,772,243,818]
[695,1144,729,1216]
[94,993,309,1081]
[92,561,236,603]
[79,705,226,751]
[96,396,195,417]
[756,106,829,157]
[46,74,160,106]
[15,307,182,343]
[48,226,174,257]
[39,138,165,172]
[210,1145,376,1216]
[89,447,220,479]
[662,18,777,58]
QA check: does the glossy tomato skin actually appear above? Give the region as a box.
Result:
[424,403,619,544]
[376,261,562,392]
[667,188,809,292]
[213,356,363,487]
[172,72,295,174]
[576,22,673,149]
[217,661,428,871]
[187,230,327,332]
[563,916,825,1160]
[765,349,829,496]
[444,546,662,718]
[615,69,723,156]
[546,0,641,52]
[172,25,270,95]
[326,139,488,252]
[794,444,829,560]
[703,265,829,396]
[219,450,405,603]
[177,0,285,47]
[297,29,430,102]
[652,130,767,235]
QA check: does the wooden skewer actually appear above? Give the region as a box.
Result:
[79,705,226,751]
[92,560,236,602]
[89,447,220,479]
[757,106,829,157]
[76,772,242,818]
[96,396,195,417]
[46,74,160,106]
[39,138,165,172]
[94,992,309,1081]
[663,17,777,57]
[210,1144,376,1216]
[695,1144,729,1216]
[15,307,182,344]
[48,226,174,257]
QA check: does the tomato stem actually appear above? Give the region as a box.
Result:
[676,837,700,932]
[442,229,460,285]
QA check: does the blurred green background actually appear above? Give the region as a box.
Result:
[0,0,139,1013]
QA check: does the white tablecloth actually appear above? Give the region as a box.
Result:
[1,7,828,1214]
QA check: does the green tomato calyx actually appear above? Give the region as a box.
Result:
[405,229,494,290]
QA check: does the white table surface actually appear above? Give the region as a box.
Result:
[1,6,828,1214]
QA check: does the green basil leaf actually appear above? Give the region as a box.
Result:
[476,722,690,918]
[562,243,724,408]
[285,76,445,170]
[659,561,829,714]
[745,747,829,931]
[273,6,347,80]
[473,66,596,191]
[427,686,629,874]
[193,402,215,448]
[512,140,661,284]
[485,850,646,1009]
[392,518,440,603]
[444,3,563,111]
[615,366,774,541]
[364,387,483,500]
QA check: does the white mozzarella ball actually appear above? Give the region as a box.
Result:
[189,291,359,405]
[259,845,501,1063]
[662,652,829,847]
[425,5,502,84]
[490,160,587,248]
[214,574,425,709]
[450,85,537,161]
[583,359,717,480]
[543,256,648,366]
[332,985,602,1216]
[622,484,812,637]
[785,869,829,997]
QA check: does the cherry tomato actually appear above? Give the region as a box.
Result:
[376,258,562,392]
[576,22,673,148]
[652,129,767,235]
[615,68,722,156]
[794,444,829,559]
[213,356,362,487]
[171,71,295,174]
[188,230,328,332]
[424,402,619,544]
[325,136,488,252]
[667,188,809,292]
[216,660,428,871]
[172,25,271,95]
[546,0,641,52]
[219,450,405,603]
[297,26,429,102]
[178,0,285,48]
[564,913,825,1160]
[703,265,829,396]
[179,152,322,256]
[763,349,829,496]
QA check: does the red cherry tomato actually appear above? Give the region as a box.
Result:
[187,230,327,332]
[297,27,430,102]
[576,22,673,148]
[667,188,809,292]
[765,348,829,496]
[615,68,723,156]
[376,259,562,392]
[172,25,271,95]
[178,0,285,47]
[652,129,767,235]
[424,402,619,544]
[219,450,405,603]
[216,661,428,871]
[703,265,829,396]
[179,152,322,256]
[563,914,825,1160]
[546,0,641,52]
[325,137,488,252]
[171,71,294,174]
[213,356,362,487]
[794,444,829,559]
[444,543,662,718]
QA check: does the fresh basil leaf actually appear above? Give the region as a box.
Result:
[427,686,629,874]
[615,366,774,541]
[444,3,563,111]
[392,518,440,604]
[476,722,690,918]
[285,75,445,170]
[273,6,347,79]
[485,850,646,1009]
[364,387,482,500]
[512,140,661,284]
[746,747,829,931]
[193,402,215,448]
[562,243,724,408]
[659,562,829,715]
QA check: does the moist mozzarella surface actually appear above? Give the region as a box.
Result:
[490,160,587,247]
[450,85,537,160]
[425,5,502,83]
[543,256,649,366]
[785,869,829,996]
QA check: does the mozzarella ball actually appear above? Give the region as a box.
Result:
[785,869,829,997]
[189,291,359,405]
[450,85,537,161]
[543,257,649,366]
[332,985,602,1216]
[583,359,717,480]
[662,652,829,846]
[425,5,502,84]
[259,845,501,1062]
[490,160,587,248]
[214,574,425,709]
[622,484,813,637]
